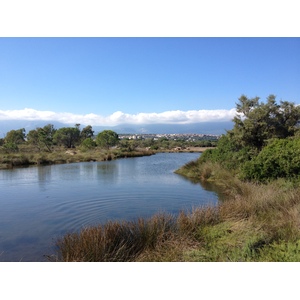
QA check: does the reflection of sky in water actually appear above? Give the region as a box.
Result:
[0,153,219,261]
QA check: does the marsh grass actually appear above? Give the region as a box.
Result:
[52,214,177,262]
[50,207,222,262]
[0,148,155,169]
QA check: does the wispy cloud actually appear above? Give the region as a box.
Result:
[0,108,237,125]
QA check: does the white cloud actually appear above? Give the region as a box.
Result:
[0,108,237,125]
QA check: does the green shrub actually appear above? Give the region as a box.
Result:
[241,138,300,182]
[199,135,254,171]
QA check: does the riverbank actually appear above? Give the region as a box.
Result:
[0,146,212,170]
[175,161,300,261]
[49,160,300,262]
[0,148,155,170]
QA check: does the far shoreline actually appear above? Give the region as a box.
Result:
[0,147,214,170]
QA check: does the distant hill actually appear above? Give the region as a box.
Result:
[93,121,234,135]
[0,120,234,137]
[0,120,67,138]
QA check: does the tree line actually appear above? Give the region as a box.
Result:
[0,124,218,154]
[0,124,119,152]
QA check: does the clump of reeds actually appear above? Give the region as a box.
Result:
[51,214,174,262]
[50,207,222,262]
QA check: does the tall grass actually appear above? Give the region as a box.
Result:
[49,208,220,262]
[49,161,300,262]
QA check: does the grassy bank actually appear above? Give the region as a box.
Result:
[176,161,300,261]
[0,148,155,170]
[48,160,300,262]
[0,146,212,170]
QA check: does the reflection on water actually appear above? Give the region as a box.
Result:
[180,174,227,201]
[0,153,219,262]
[38,166,52,191]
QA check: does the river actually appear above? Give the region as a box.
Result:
[0,152,219,261]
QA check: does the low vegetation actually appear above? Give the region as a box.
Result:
[0,146,155,169]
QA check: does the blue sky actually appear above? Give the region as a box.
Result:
[0,37,299,126]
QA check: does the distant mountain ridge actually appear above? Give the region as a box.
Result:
[97,121,234,135]
[0,120,234,137]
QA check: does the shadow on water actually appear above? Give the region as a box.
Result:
[176,173,227,202]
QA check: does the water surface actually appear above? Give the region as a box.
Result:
[0,152,219,261]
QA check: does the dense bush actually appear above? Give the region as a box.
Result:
[241,138,300,182]
[201,135,300,183]
[199,135,254,171]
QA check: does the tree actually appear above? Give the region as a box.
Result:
[80,137,96,150]
[96,130,119,149]
[198,94,300,176]
[80,125,94,141]
[229,94,300,151]
[27,124,56,152]
[27,129,40,149]
[53,127,80,148]
[4,128,26,144]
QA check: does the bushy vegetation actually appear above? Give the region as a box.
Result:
[242,138,300,182]
[198,94,300,182]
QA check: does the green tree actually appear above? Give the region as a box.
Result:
[27,124,56,152]
[80,125,94,141]
[229,94,300,151]
[53,127,80,148]
[80,137,97,150]
[27,129,40,148]
[96,130,119,149]
[199,94,300,177]
[4,128,26,144]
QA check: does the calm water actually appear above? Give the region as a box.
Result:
[0,152,219,262]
